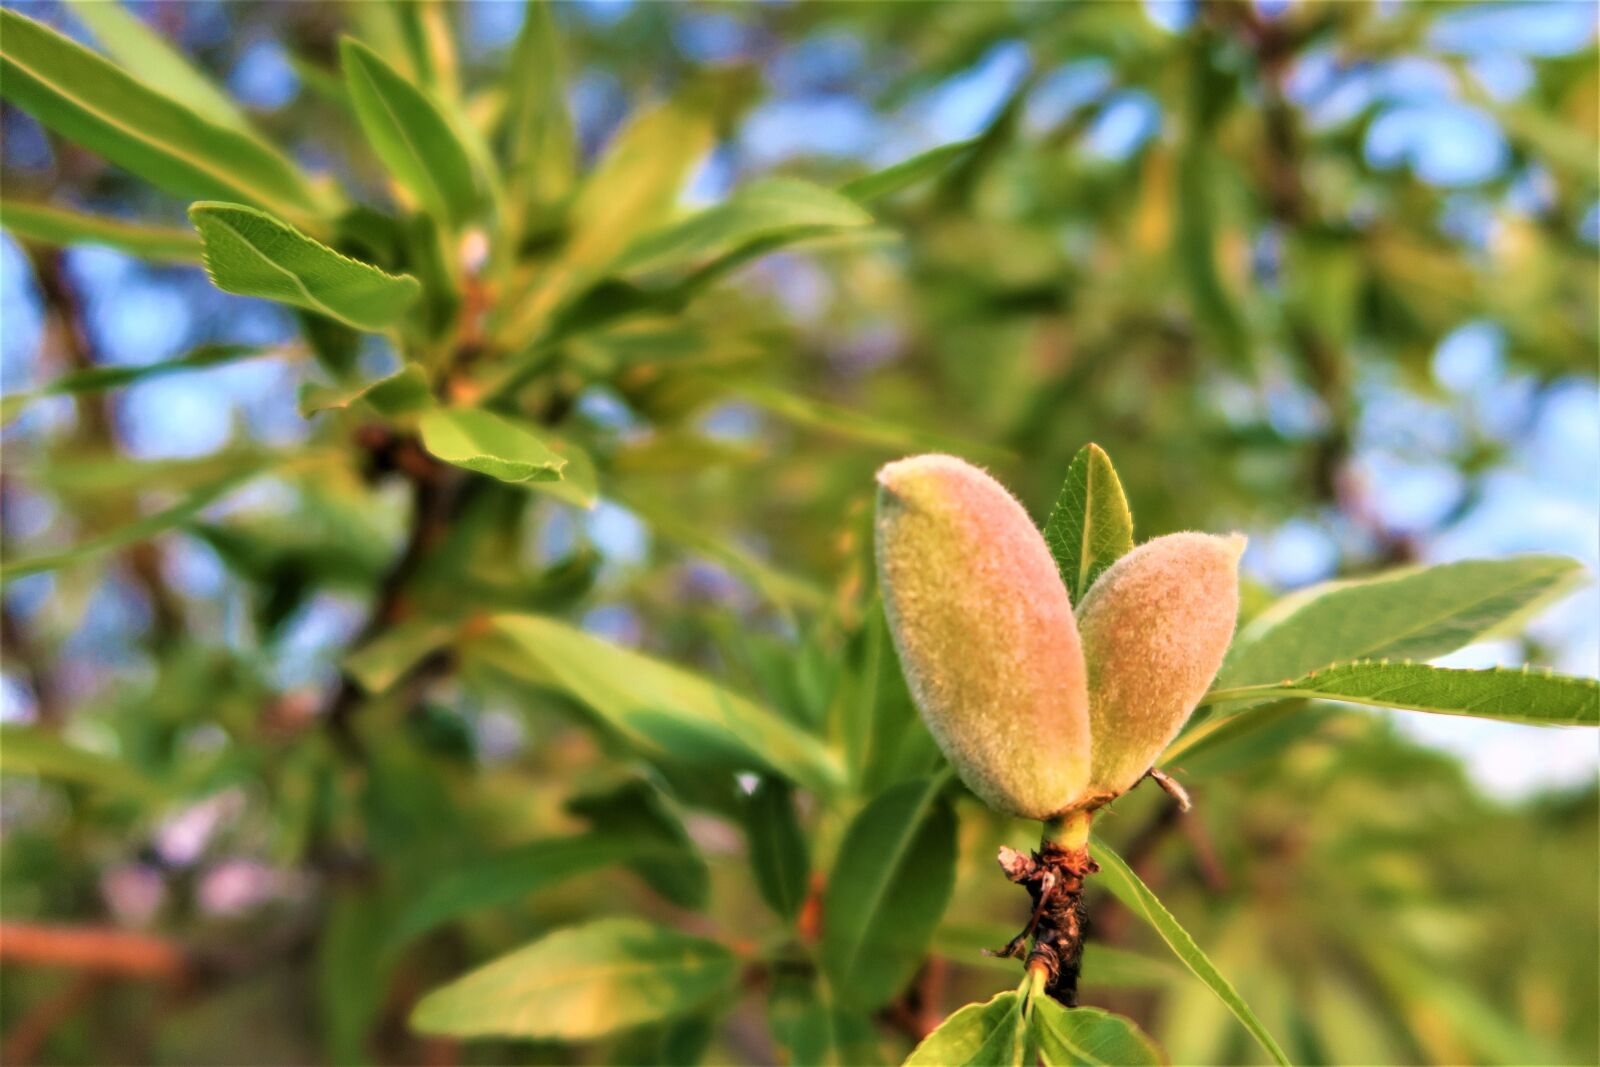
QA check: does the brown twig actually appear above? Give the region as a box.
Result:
[0,972,103,1066]
[0,923,190,981]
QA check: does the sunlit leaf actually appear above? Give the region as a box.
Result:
[0,9,324,219]
[841,139,978,203]
[904,991,1025,1067]
[1092,837,1290,1066]
[410,917,737,1040]
[822,775,957,1008]
[504,0,577,217]
[299,362,433,417]
[490,614,844,794]
[1218,556,1586,689]
[340,37,479,228]
[64,0,254,134]
[1206,661,1599,726]
[0,725,163,799]
[191,202,420,331]
[1043,442,1134,603]
[418,408,566,484]
[1030,999,1163,1067]
[1,199,201,263]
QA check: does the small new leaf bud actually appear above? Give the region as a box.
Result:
[1076,532,1246,799]
[876,455,1091,820]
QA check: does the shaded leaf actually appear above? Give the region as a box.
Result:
[344,619,459,694]
[565,778,709,910]
[491,614,843,794]
[0,9,322,219]
[409,917,737,1040]
[905,991,1024,1067]
[822,776,957,1008]
[191,202,420,331]
[744,777,810,921]
[1092,837,1290,1066]
[504,0,577,216]
[1,199,201,263]
[1218,556,1586,689]
[1042,443,1134,603]
[2,472,253,584]
[1031,999,1163,1067]
[418,408,566,484]
[1206,661,1599,726]
[769,975,884,1067]
[340,37,479,228]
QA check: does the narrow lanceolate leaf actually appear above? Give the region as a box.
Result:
[418,409,566,484]
[822,776,958,1008]
[1,200,201,263]
[3,344,273,425]
[0,725,162,799]
[410,918,737,1040]
[64,0,253,134]
[611,178,873,285]
[905,991,1025,1067]
[1030,999,1163,1067]
[339,38,479,228]
[1042,442,1134,603]
[744,777,810,921]
[840,139,978,204]
[190,203,420,331]
[490,614,843,794]
[0,10,322,219]
[504,0,576,214]
[1,473,252,585]
[1092,838,1290,1067]
[1206,661,1599,726]
[1217,556,1585,690]
[501,98,714,343]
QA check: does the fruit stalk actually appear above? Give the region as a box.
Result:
[995,809,1099,1007]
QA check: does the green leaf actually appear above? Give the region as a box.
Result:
[344,618,459,694]
[1,199,201,263]
[410,917,738,1040]
[769,975,883,1067]
[822,776,958,1008]
[490,614,844,794]
[0,725,162,799]
[3,344,272,425]
[840,139,978,203]
[418,408,566,484]
[905,991,1024,1067]
[190,202,420,332]
[565,778,710,910]
[500,98,714,343]
[611,178,873,284]
[339,37,479,228]
[1206,661,1599,726]
[64,0,254,134]
[0,9,323,219]
[1042,443,1135,603]
[503,0,577,216]
[1092,838,1290,1066]
[1217,556,1586,690]
[730,380,1009,460]
[387,833,642,950]
[744,777,810,921]
[1031,999,1163,1067]
[1,472,253,585]
[299,363,434,418]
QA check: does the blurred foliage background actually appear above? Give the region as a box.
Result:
[0,1,1596,1065]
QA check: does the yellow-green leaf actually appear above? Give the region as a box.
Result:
[1,199,201,263]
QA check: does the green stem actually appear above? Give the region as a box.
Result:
[1043,808,1092,850]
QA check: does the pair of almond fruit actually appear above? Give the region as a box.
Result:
[875,454,1244,821]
